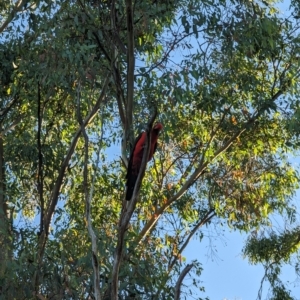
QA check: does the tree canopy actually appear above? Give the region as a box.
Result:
[1,0,300,299]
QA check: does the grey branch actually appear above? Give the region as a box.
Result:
[77,83,102,300]
[174,263,194,300]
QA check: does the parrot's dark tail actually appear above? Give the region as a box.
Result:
[126,175,138,201]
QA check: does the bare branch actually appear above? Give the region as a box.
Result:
[174,263,194,300]
[0,117,22,137]
[109,0,127,164]
[77,83,102,300]
[0,97,19,122]
[138,29,207,77]
[79,0,126,130]
[121,0,135,166]
[113,68,126,128]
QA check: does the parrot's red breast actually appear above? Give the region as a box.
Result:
[126,123,163,200]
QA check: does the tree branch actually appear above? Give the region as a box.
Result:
[0,116,23,138]
[0,125,11,282]
[37,81,44,235]
[121,0,135,165]
[125,0,134,128]
[77,83,102,300]
[43,75,110,235]
[136,86,287,244]
[174,263,194,300]
[111,110,157,300]
[135,129,239,244]
[168,209,216,272]
[0,97,19,122]
[34,75,110,290]
[109,0,127,164]
[0,0,29,34]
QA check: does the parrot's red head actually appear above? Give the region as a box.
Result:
[153,122,163,133]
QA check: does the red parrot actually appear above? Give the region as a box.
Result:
[125,122,163,200]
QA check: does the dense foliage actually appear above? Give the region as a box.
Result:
[1,0,300,299]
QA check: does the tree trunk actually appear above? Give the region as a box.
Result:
[0,131,12,291]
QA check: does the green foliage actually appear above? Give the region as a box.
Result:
[244,228,300,299]
[244,228,300,264]
[1,0,300,299]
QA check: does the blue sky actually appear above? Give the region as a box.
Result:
[182,202,300,300]
[177,1,300,299]
[184,226,300,300]
[185,229,266,300]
